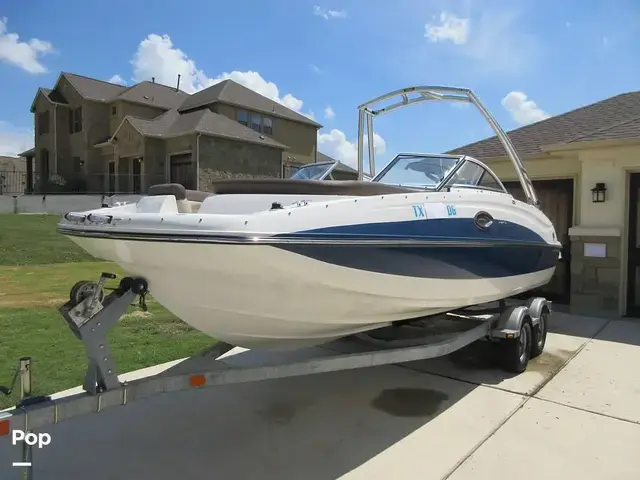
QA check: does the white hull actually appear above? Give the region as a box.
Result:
[70,236,555,349]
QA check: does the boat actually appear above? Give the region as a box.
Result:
[57,85,561,350]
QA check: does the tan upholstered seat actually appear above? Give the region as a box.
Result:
[147,179,419,202]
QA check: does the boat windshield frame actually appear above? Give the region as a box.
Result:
[356,86,539,206]
[289,161,340,180]
[372,153,509,193]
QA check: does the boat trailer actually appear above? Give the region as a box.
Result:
[1,272,551,478]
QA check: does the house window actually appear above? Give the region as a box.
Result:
[237,110,249,126]
[250,113,261,132]
[263,117,273,136]
[69,107,83,133]
[38,112,49,135]
[111,105,117,116]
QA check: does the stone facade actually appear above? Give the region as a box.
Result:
[569,235,622,315]
[198,136,284,191]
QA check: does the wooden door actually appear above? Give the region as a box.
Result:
[170,154,196,190]
[503,179,574,303]
[626,174,640,316]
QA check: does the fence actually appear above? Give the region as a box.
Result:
[0,171,168,195]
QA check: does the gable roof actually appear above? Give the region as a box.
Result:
[61,72,128,102]
[36,73,320,128]
[117,109,287,150]
[29,87,68,112]
[178,79,322,128]
[447,90,640,158]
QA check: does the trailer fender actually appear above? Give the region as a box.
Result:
[490,305,531,339]
[525,297,552,326]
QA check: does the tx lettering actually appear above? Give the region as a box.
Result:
[412,205,425,218]
[12,430,51,449]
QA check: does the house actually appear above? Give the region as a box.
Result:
[26,72,323,194]
[447,90,640,319]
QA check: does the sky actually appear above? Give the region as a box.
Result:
[1,0,639,172]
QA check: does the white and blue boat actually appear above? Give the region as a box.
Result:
[58,85,561,349]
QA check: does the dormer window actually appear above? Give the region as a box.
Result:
[250,113,261,132]
[237,110,248,126]
[237,109,274,135]
[263,117,273,136]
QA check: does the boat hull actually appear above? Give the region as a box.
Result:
[68,235,557,349]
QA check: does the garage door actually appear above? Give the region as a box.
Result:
[503,179,574,304]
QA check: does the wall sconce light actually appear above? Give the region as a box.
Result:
[591,182,606,203]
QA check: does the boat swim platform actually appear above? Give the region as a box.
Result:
[0,272,551,477]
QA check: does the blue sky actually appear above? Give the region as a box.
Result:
[1,0,639,171]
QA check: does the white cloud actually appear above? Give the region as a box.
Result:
[0,17,54,74]
[501,91,550,126]
[425,9,539,75]
[0,121,33,156]
[324,106,335,120]
[318,129,386,169]
[108,74,127,85]
[130,34,311,116]
[425,12,469,45]
[309,64,322,74]
[313,5,347,20]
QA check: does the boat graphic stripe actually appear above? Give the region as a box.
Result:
[275,243,559,279]
[276,218,547,244]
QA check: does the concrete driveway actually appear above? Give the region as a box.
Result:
[1,311,639,479]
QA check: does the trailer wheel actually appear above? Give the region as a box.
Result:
[69,280,104,307]
[530,310,548,359]
[501,318,532,374]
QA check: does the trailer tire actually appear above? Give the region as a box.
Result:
[501,318,532,374]
[530,310,549,359]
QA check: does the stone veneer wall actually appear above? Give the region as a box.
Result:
[569,235,622,315]
[198,136,284,191]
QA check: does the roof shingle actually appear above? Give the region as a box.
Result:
[116,81,189,110]
[126,109,287,149]
[62,72,128,102]
[447,91,640,158]
[178,80,322,127]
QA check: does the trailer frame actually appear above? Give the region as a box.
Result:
[1,272,551,477]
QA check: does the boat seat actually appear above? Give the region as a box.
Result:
[148,180,418,200]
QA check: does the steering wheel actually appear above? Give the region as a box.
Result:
[425,172,441,182]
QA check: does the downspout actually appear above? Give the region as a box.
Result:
[195,133,201,190]
[53,104,58,175]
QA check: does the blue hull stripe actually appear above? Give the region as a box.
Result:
[276,217,557,279]
[276,243,559,279]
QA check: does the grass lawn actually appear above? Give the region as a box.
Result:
[0,214,213,410]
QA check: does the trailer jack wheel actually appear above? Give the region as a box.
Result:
[69,280,104,306]
[501,318,532,374]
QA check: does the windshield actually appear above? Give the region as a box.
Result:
[373,155,461,188]
[289,162,336,180]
